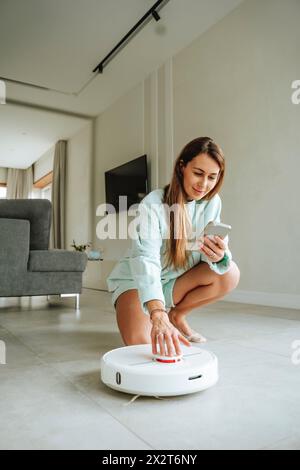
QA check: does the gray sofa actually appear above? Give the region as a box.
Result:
[0,199,87,309]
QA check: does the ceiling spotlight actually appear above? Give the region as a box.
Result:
[152,10,160,21]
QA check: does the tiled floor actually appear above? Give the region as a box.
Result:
[0,289,300,450]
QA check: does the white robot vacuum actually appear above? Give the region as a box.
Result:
[100,344,218,397]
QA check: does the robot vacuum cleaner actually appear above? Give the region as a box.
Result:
[100,344,218,397]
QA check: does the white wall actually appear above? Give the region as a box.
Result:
[92,83,144,286]
[89,0,300,306]
[27,123,93,252]
[92,62,176,288]
[65,121,93,252]
[33,146,54,182]
[172,0,300,305]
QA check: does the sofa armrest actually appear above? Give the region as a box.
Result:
[0,218,30,273]
[28,249,87,272]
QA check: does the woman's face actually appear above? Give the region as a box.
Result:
[180,153,220,201]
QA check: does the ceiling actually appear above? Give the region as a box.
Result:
[0,0,243,168]
[0,104,88,169]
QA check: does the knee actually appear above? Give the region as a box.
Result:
[124,334,151,346]
[218,261,240,295]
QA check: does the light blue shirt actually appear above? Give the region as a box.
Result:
[106,188,232,314]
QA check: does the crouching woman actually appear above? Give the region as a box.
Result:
[107,137,240,356]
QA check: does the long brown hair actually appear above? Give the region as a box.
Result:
[163,137,225,271]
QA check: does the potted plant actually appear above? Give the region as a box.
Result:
[71,240,91,252]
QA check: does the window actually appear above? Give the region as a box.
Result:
[32,171,53,202]
[0,186,7,199]
[41,184,52,202]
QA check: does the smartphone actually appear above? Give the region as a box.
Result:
[204,221,231,238]
[186,221,231,251]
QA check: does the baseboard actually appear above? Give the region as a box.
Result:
[223,289,300,310]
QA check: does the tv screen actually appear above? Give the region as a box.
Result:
[105,155,148,212]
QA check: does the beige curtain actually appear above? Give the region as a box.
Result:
[6,166,33,199]
[51,140,67,249]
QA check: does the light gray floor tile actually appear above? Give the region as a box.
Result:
[51,343,300,450]
[231,327,300,358]
[1,289,299,449]
[188,308,300,342]
[7,326,123,363]
[0,363,151,450]
[263,433,300,450]
[0,328,44,369]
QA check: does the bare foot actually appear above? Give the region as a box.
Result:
[168,309,194,337]
[168,308,207,343]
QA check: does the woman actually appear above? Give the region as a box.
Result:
[107,137,240,357]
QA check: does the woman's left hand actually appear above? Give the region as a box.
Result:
[199,235,226,263]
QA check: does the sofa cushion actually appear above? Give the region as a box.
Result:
[28,250,87,272]
[0,218,30,274]
[0,199,51,250]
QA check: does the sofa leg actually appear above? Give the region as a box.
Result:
[75,294,80,310]
[60,293,80,310]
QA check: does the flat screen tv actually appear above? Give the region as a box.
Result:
[105,155,148,212]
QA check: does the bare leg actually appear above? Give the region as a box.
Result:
[115,262,240,344]
[115,289,152,345]
[168,290,226,339]
[169,261,240,337]
[174,282,222,312]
